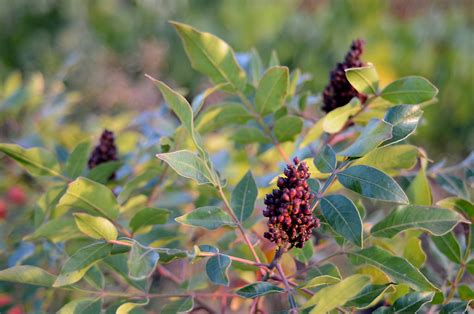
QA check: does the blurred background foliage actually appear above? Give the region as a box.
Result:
[0,0,473,160]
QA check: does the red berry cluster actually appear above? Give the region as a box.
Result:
[322,39,367,113]
[263,157,319,248]
[88,129,118,178]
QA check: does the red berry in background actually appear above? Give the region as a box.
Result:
[7,305,24,314]
[0,294,12,307]
[6,186,26,205]
[322,39,367,113]
[0,199,6,220]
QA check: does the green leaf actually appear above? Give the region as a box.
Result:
[232,127,270,144]
[129,207,170,233]
[290,241,314,263]
[0,143,63,178]
[54,242,112,287]
[205,254,231,286]
[348,246,438,291]
[437,197,474,223]
[381,76,438,104]
[231,171,257,222]
[34,185,67,227]
[382,105,423,146]
[436,174,470,200]
[236,282,284,298]
[255,66,289,116]
[118,169,160,204]
[339,119,392,157]
[57,177,120,219]
[313,145,336,173]
[0,265,56,287]
[84,265,105,290]
[161,297,194,314]
[371,205,465,238]
[403,237,426,268]
[307,263,341,279]
[24,218,81,243]
[102,255,147,291]
[320,194,363,247]
[127,241,159,280]
[406,167,432,205]
[148,78,202,150]
[352,145,418,173]
[74,213,118,241]
[65,142,90,178]
[192,83,229,115]
[155,248,190,264]
[338,165,408,204]
[87,161,123,184]
[156,150,215,185]
[249,48,263,85]
[274,115,303,142]
[432,232,462,264]
[116,299,149,314]
[301,275,340,289]
[439,301,470,314]
[391,292,434,313]
[57,298,102,314]
[323,99,361,133]
[175,206,236,230]
[269,50,280,67]
[307,178,321,194]
[345,284,394,309]
[171,22,246,91]
[345,64,379,94]
[303,274,371,312]
[458,285,474,301]
[466,259,474,275]
[197,102,253,133]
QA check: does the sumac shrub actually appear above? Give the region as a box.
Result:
[0,22,472,313]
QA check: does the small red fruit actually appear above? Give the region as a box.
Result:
[6,186,26,205]
[0,199,6,220]
[0,294,12,307]
[7,305,24,314]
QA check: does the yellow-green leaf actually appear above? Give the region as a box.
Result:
[255,66,289,116]
[304,274,371,313]
[171,22,246,91]
[345,64,379,94]
[74,213,118,241]
[0,143,63,178]
[57,177,120,219]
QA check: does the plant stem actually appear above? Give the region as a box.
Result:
[275,263,298,314]
[444,224,471,303]
[107,239,266,268]
[216,184,262,263]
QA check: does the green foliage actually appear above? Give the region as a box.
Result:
[231,171,257,222]
[337,165,409,203]
[0,20,471,313]
[320,194,363,247]
[175,206,236,230]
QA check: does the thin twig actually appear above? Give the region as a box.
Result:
[275,263,298,314]
[216,185,262,264]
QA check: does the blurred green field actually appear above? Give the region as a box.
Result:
[0,0,473,160]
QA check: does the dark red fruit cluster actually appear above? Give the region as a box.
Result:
[322,39,367,113]
[263,157,319,248]
[88,129,118,178]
